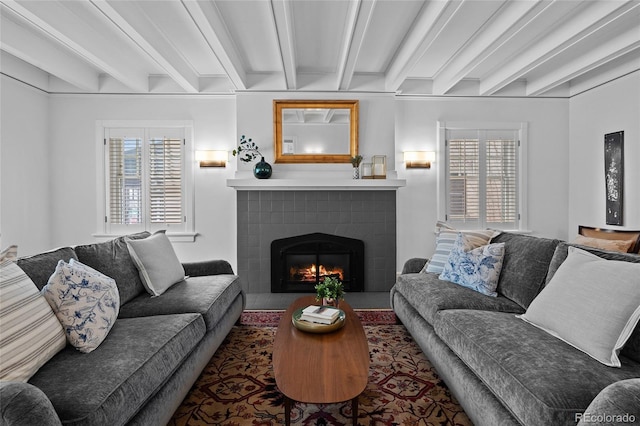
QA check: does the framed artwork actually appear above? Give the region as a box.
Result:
[604,131,624,226]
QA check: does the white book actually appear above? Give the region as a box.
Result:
[300,305,340,324]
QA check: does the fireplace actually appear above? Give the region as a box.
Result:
[271,233,365,293]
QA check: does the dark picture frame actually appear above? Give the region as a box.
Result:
[604,131,624,225]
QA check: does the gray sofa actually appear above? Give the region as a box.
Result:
[391,232,640,426]
[0,232,245,426]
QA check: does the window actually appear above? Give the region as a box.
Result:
[438,122,527,231]
[97,121,194,241]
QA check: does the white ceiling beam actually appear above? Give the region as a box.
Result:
[479,1,639,96]
[181,0,246,90]
[432,0,548,95]
[271,0,297,90]
[1,0,148,92]
[90,0,199,93]
[385,0,464,92]
[569,53,640,97]
[527,29,640,96]
[337,0,376,91]
[0,11,99,92]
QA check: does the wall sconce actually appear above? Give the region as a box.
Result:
[196,150,228,167]
[404,151,435,169]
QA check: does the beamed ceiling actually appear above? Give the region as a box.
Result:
[1,0,639,97]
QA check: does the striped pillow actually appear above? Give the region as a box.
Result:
[0,245,18,262]
[423,228,499,274]
[0,260,66,381]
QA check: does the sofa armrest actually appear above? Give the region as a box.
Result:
[0,381,62,426]
[182,259,234,277]
[401,258,428,274]
[577,379,640,425]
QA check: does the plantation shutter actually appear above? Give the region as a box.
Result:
[148,131,184,225]
[107,129,143,231]
[446,129,519,229]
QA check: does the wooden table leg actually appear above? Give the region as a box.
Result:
[284,396,291,426]
[352,396,358,425]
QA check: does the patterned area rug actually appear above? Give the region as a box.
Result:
[169,310,471,426]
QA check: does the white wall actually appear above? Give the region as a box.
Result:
[395,96,571,266]
[46,95,238,266]
[0,76,52,253]
[568,71,640,236]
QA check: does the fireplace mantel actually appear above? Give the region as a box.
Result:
[227,178,406,191]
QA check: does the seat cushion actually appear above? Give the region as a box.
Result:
[118,274,242,331]
[392,272,524,325]
[434,310,640,426]
[74,232,150,305]
[28,313,205,426]
[491,232,560,308]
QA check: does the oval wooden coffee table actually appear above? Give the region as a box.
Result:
[272,296,370,425]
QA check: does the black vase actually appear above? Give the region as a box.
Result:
[253,157,272,179]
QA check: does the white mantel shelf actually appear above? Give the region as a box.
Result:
[227,178,406,191]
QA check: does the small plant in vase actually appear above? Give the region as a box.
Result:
[233,135,272,179]
[351,155,363,179]
[315,276,345,308]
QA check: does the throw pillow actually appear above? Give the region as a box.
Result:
[439,233,506,296]
[0,245,17,262]
[519,247,640,367]
[42,259,120,353]
[0,260,66,381]
[126,230,186,297]
[423,226,498,274]
[573,235,635,253]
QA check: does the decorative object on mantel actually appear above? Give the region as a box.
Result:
[604,131,624,225]
[233,135,272,179]
[351,155,363,179]
[372,155,387,179]
[361,161,373,179]
[315,276,345,308]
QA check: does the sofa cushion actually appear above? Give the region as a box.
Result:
[28,313,205,426]
[439,233,505,297]
[0,260,66,382]
[546,242,640,364]
[491,232,560,308]
[126,231,186,296]
[16,247,78,291]
[520,247,640,367]
[118,274,242,331]
[424,228,497,274]
[392,272,524,326]
[74,232,150,305]
[434,309,640,426]
[42,260,120,354]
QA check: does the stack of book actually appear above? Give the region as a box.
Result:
[299,305,341,325]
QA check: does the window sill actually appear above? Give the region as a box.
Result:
[92,232,198,243]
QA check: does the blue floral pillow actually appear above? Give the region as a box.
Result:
[439,233,506,297]
[42,259,119,353]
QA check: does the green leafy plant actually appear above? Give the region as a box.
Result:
[232,135,262,163]
[315,276,345,302]
[350,155,363,168]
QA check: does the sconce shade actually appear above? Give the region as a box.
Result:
[197,150,227,167]
[404,151,435,168]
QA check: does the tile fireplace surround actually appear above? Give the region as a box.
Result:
[231,178,405,294]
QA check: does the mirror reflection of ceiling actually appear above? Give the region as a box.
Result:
[282,109,351,124]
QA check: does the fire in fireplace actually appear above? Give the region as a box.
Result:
[271,233,364,293]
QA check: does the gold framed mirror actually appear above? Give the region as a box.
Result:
[274,100,358,163]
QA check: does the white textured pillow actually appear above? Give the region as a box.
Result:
[0,260,66,381]
[424,227,498,274]
[42,259,119,353]
[126,230,185,296]
[0,245,18,262]
[519,247,640,367]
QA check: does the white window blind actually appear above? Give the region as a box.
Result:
[104,127,188,235]
[445,129,520,229]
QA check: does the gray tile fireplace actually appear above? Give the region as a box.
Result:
[236,190,397,293]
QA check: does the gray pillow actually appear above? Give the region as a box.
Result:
[126,231,185,296]
[519,246,640,367]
